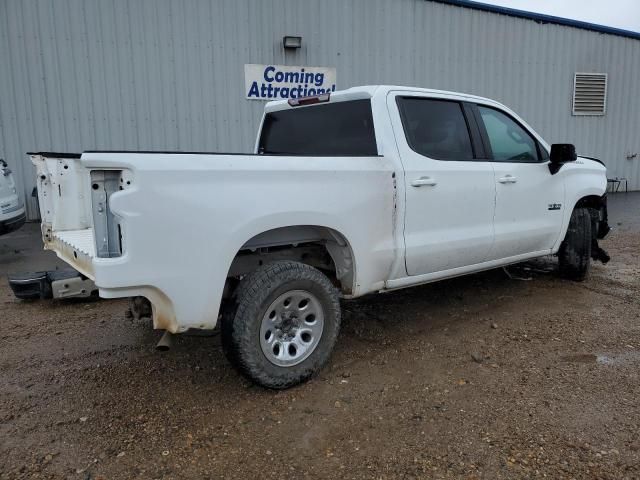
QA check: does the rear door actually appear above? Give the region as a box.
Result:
[388,93,496,275]
[473,104,565,260]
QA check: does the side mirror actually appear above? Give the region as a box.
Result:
[549,144,577,174]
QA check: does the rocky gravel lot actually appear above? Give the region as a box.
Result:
[1,193,639,479]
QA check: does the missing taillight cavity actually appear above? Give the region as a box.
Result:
[288,92,331,107]
[90,170,124,258]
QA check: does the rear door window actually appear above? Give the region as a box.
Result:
[396,97,475,161]
[258,99,378,156]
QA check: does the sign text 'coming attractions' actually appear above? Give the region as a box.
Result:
[245,64,336,100]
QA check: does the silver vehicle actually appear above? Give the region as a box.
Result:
[0,159,25,235]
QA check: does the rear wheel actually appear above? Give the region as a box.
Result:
[558,207,592,281]
[222,261,341,389]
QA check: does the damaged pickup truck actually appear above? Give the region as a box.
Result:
[30,85,610,388]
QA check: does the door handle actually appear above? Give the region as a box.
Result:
[411,176,438,187]
[498,175,517,184]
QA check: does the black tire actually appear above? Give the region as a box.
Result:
[558,207,592,281]
[222,261,341,389]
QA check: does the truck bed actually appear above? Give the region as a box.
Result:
[31,150,398,332]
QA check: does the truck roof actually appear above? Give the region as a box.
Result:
[264,85,507,113]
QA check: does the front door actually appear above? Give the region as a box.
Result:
[474,105,565,260]
[388,93,496,276]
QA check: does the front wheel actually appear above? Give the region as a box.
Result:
[222,261,341,389]
[558,207,592,281]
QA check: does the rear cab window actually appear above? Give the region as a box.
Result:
[258,99,378,156]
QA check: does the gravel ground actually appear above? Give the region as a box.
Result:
[1,193,639,479]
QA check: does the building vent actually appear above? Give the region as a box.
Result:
[573,73,607,116]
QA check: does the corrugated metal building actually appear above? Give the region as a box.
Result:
[1,0,639,220]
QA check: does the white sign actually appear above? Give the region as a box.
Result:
[244,64,336,101]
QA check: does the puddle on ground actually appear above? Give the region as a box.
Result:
[596,351,640,366]
[561,351,640,366]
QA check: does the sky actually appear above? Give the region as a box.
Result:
[480,0,640,32]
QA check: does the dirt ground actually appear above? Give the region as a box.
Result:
[1,193,639,480]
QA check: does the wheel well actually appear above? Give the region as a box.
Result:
[573,193,611,244]
[574,195,604,210]
[226,226,355,295]
[573,195,605,230]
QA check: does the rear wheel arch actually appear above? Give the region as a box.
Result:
[226,225,357,296]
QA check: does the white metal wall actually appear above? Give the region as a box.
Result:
[1,0,639,219]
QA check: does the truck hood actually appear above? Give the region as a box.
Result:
[578,155,606,170]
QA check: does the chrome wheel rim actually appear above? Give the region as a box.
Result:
[259,289,324,367]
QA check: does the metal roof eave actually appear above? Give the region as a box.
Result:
[430,0,640,41]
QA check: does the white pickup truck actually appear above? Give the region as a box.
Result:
[31,85,610,388]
